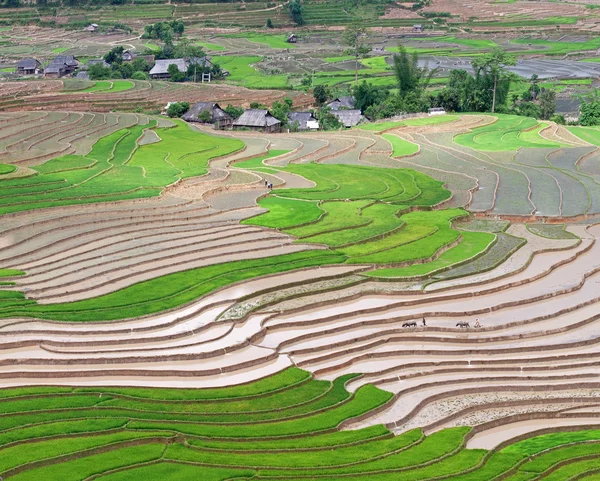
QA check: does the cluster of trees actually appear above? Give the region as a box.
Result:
[142,20,184,43]
[288,0,303,25]
[326,46,557,122]
[86,46,150,80]
[166,101,190,118]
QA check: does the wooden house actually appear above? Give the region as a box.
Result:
[182,102,233,129]
[16,58,42,75]
[233,109,281,133]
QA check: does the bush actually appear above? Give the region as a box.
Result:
[166,102,190,118]
[131,71,148,80]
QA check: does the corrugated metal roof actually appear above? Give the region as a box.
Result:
[233,109,281,128]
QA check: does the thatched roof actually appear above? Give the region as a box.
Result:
[75,71,90,80]
[86,59,110,69]
[182,102,232,123]
[287,112,317,130]
[233,109,281,128]
[331,110,363,128]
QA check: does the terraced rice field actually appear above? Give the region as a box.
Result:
[2,112,600,479]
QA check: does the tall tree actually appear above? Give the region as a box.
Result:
[472,48,516,113]
[343,18,371,86]
[392,45,436,99]
[538,88,556,120]
[288,0,304,25]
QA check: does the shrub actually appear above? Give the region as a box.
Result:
[166,102,190,118]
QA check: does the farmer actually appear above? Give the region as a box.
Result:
[475,319,481,328]
[422,318,426,327]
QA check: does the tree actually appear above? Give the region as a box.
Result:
[316,107,342,130]
[392,45,436,104]
[224,104,244,119]
[131,71,148,80]
[313,84,330,105]
[538,88,556,120]
[353,81,388,115]
[166,102,190,118]
[198,110,212,122]
[579,100,600,126]
[271,98,294,125]
[167,63,185,82]
[529,74,540,101]
[343,18,371,86]
[472,48,516,113]
[88,63,111,80]
[288,0,304,25]
[266,18,274,28]
[104,46,124,65]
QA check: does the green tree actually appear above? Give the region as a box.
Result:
[353,80,388,115]
[271,98,294,125]
[88,63,111,80]
[579,100,600,126]
[313,84,330,105]
[472,48,516,113]
[529,74,540,101]
[266,18,274,28]
[538,88,556,120]
[343,18,371,86]
[224,104,244,119]
[288,0,304,25]
[393,45,435,99]
[167,63,185,82]
[166,102,190,118]
[316,107,342,130]
[104,46,124,65]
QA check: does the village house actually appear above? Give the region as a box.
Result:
[149,57,212,80]
[287,33,297,44]
[16,58,42,75]
[122,50,155,65]
[331,110,363,128]
[182,102,233,129]
[44,55,79,78]
[326,96,356,111]
[233,109,281,133]
[84,23,98,32]
[413,24,423,33]
[287,112,319,131]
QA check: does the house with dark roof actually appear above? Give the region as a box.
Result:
[122,50,136,62]
[74,71,90,80]
[326,96,356,111]
[287,33,297,44]
[44,55,79,78]
[182,102,233,129]
[287,112,318,131]
[233,109,281,133]
[16,58,42,75]
[86,59,110,69]
[413,24,423,33]
[331,110,363,128]
[149,57,212,80]
[149,58,187,80]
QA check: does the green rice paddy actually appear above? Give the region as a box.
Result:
[0,371,598,480]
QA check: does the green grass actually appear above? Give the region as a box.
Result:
[323,55,355,63]
[51,47,68,53]
[0,269,24,277]
[454,114,565,151]
[196,41,226,51]
[382,133,419,157]
[367,230,496,277]
[212,55,289,88]
[78,80,134,93]
[233,149,290,169]
[0,370,599,479]
[0,119,244,216]
[568,126,600,146]
[0,250,343,322]
[0,164,16,175]
[511,37,600,56]
[143,43,160,51]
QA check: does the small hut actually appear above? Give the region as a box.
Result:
[287,33,297,44]
[233,109,281,133]
[16,58,42,75]
[182,102,233,129]
[413,24,423,33]
[84,23,98,32]
[149,58,187,80]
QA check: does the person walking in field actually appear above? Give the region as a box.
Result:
[422,318,426,327]
[475,319,481,328]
